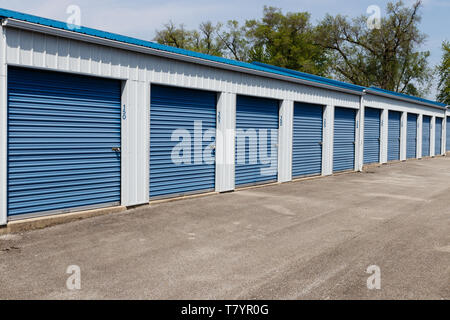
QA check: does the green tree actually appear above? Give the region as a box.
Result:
[154,21,192,49]
[245,6,329,76]
[216,20,250,61]
[315,0,432,96]
[154,21,223,56]
[436,41,450,105]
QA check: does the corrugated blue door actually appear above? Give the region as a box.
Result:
[7,67,121,218]
[235,95,279,186]
[435,117,442,155]
[447,117,450,152]
[406,113,417,159]
[422,116,431,157]
[333,107,356,172]
[292,103,323,177]
[363,107,381,164]
[388,111,401,161]
[150,85,216,198]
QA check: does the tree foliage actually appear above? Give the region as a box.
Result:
[314,0,431,96]
[245,6,329,76]
[436,41,450,104]
[155,21,223,55]
[154,1,434,97]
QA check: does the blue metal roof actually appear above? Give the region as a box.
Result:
[0,7,446,107]
[252,62,365,92]
[367,86,446,108]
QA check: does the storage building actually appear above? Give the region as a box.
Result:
[0,8,448,225]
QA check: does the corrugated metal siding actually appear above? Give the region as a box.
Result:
[235,95,279,186]
[364,93,445,115]
[435,117,442,155]
[447,117,450,152]
[150,85,216,198]
[387,111,401,161]
[422,116,431,157]
[292,102,323,177]
[5,28,361,108]
[363,107,381,164]
[406,113,417,159]
[7,67,121,217]
[333,107,356,172]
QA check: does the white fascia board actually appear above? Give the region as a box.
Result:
[2,18,363,97]
[365,89,446,111]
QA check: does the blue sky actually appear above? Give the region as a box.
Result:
[0,0,448,99]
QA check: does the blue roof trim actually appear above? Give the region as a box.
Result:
[367,86,446,108]
[252,62,365,92]
[0,7,446,107]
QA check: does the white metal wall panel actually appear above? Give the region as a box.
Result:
[322,105,334,176]
[435,117,442,155]
[278,100,293,183]
[380,109,388,163]
[422,115,431,157]
[121,79,149,206]
[364,93,445,118]
[417,114,423,158]
[0,24,7,225]
[430,117,436,157]
[400,112,407,161]
[215,92,236,192]
[4,28,361,108]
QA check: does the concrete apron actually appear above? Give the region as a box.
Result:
[2,153,447,235]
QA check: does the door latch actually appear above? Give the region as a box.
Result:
[112,147,121,152]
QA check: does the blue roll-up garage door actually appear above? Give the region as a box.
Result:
[235,95,279,186]
[7,67,121,218]
[422,115,431,157]
[363,107,381,164]
[435,117,442,155]
[447,117,450,152]
[150,85,216,198]
[388,111,401,161]
[333,107,356,172]
[292,102,323,177]
[406,113,417,159]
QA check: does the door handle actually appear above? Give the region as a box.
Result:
[112,147,121,152]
